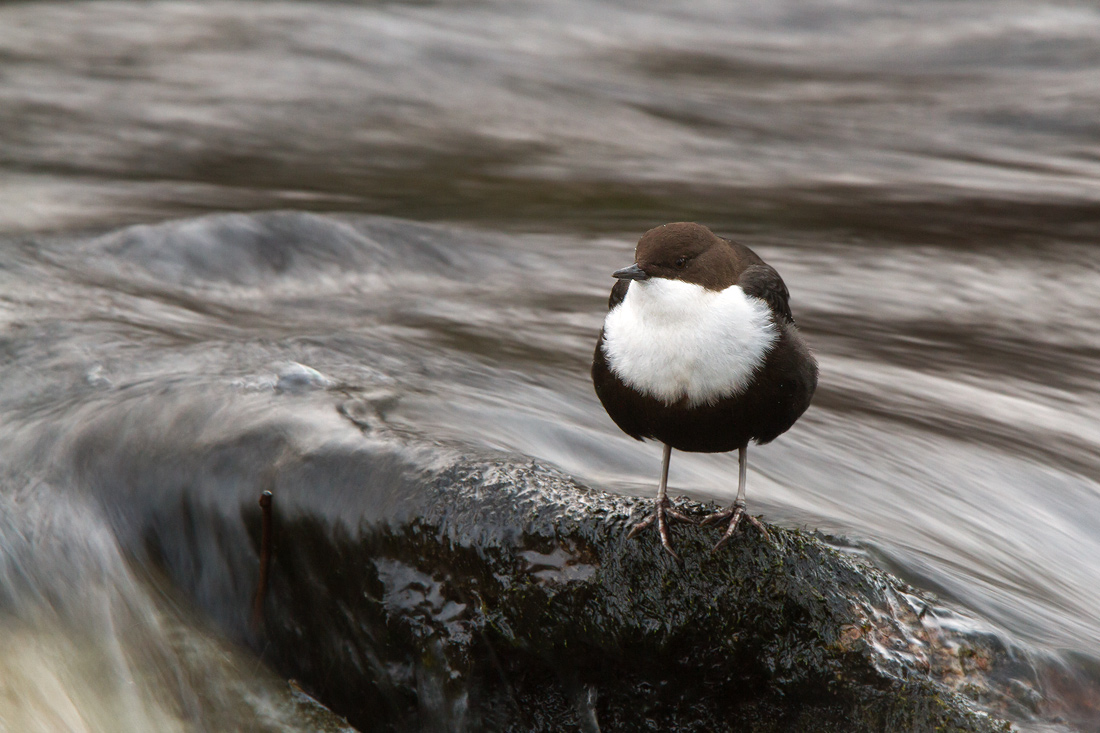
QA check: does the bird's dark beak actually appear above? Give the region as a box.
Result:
[612,263,649,281]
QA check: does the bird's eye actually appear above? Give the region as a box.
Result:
[675,257,688,268]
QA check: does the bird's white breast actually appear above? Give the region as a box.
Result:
[601,278,777,406]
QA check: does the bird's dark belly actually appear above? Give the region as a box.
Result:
[633,396,764,453]
[592,328,817,454]
[594,378,791,453]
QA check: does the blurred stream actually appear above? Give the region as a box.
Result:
[2,1,1100,730]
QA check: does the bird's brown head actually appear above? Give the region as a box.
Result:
[613,222,760,291]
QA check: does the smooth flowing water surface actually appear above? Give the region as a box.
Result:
[2,1,1100,731]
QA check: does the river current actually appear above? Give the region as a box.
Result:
[2,2,1100,731]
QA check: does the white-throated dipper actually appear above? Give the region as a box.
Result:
[592,222,817,556]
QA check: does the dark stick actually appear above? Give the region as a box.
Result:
[251,490,274,631]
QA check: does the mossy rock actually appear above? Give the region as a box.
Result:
[246,454,1013,733]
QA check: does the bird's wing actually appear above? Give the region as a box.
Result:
[738,264,794,323]
[608,278,630,310]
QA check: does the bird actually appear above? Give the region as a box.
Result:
[592,222,817,556]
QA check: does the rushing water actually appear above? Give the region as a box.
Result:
[2,1,1100,731]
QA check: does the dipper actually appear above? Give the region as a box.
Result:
[592,222,817,556]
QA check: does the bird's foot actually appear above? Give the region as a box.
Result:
[627,496,696,559]
[702,500,772,552]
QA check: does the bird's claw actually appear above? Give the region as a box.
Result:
[704,501,773,552]
[627,496,696,559]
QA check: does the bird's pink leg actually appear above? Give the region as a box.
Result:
[627,443,695,558]
[703,445,772,551]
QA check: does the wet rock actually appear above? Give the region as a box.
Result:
[275,362,335,394]
[60,392,1022,732]
[259,468,1013,733]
